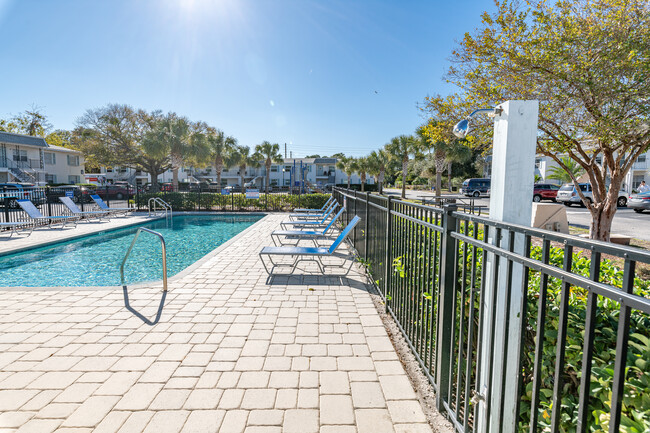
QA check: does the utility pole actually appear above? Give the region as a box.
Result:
[290,151,292,158]
[284,143,287,159]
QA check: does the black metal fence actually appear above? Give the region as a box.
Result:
[334,187,650,433]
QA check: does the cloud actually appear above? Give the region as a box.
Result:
[269,100,275,107]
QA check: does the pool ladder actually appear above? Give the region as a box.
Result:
[148,197,172,224]
[120,227,168,292]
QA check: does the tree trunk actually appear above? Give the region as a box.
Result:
[347,175,351,189]
[448,162,452,192]
[240,170,246,193]
[215,156,223,191]
[361,174,366,192]
[172,168,179,192]
[265,161,271,195]
[379,169,385,195]
[401,158,408,199]
[588,184,619,241]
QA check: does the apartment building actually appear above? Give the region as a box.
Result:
[90,157,369,188]
[0,131,85,185]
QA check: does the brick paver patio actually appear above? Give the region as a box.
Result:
[0,214,433,432]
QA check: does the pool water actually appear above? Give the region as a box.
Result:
[0,214,264,287]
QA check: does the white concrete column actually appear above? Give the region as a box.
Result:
[476,100,539,433]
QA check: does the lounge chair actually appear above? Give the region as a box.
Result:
[260,215,360,276]
[293,196,334,213]
[17,199,78,229]
[280,203,339,229]
[288,201,338,220]
[59,196,110,221]
[271,207,346,246]
[0,222,33,238]
[90,194,133,216]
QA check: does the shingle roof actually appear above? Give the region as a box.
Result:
[46,144,81,154]
[0,131,48,147]
[314,158,337,164]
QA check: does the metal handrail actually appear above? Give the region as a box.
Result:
[148,197,172,222]
[120,227,168,292]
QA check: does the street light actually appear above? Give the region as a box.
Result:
[452,107,503,139]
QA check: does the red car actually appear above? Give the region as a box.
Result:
[533,183,560,202]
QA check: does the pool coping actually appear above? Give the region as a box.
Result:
[0,212,274,291]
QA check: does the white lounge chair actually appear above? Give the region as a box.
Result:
[288,201,338,220]
[17,199,78,229]
[271,207,346,246]
[293,196,334,213]
[280,203,339,230]
[0,222,33,238]
[59,196,110,221]
[90,194,133,216]
[260,216,360,276]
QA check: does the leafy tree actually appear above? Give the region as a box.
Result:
[230,146,259,193]
[0,106,52,136]
[446,0,650,240]
[385,135,421,198]
[255,141,284,194]
[207,130,236,189]
[305,154,321,158]
[367,149,389,194]
[75,104,171,191]
[336,156,356,189]
[546,156,585,184]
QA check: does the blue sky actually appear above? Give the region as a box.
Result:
[0,0,494,157]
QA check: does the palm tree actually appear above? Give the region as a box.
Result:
[255,141,284,194]
[367,149,389,194]
[336,156,356,189]
[355,157,370,192]
[385,135,420,199]
[142,114,209,191]
[207,129,237,189]
[547,156,585,184]
[230,146,260,193]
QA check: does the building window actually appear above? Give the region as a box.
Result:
[68,175,80,184]
[284,165,292,172]
[284,179,290,186]
[67,155,80,166]
[44,152,56,165]
[45,174,57,184]
[270,179,278,186]
[271,165,278,172]
[637,154,647,164]
[595,156,602,165]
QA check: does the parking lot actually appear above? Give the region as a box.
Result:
[384,188,650,242]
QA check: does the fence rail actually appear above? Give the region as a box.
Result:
[333,187,650,433]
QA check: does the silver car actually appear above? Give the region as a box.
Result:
[556,183,628,207]
[628,192,650,213]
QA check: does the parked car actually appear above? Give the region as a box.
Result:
[533,183,560,202]
[224,184,242,193]
[94,185,132,200]
[0,183,46,208]
[628,192,650,213]
[460,178,491,197]
[556,183,628,207]
[46,185,94,204]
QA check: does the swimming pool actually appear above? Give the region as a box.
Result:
[0,214,264,287]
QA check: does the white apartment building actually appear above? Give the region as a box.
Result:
[89,157,370,188]
[0,131,85,185]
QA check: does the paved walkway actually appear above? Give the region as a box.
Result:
[0,214,433,433]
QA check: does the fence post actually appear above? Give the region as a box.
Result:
[46,186,52,217]
[231,191,234,211]
[3,186,8,223]
[435,203,458,412]
[364,191,369,261]
[105,185,110,207]
[383,196,392,310]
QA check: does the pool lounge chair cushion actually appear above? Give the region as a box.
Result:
[90,195,132,214]
[59,196,110,221]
